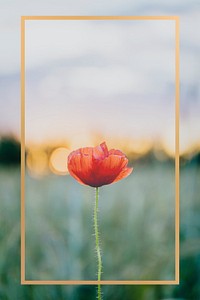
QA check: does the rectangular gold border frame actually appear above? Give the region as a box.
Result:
[21,15,179,285]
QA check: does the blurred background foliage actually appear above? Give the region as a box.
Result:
[0,137,20,166]
[0,136,200,299]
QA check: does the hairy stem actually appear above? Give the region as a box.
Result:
[94,187,102,300]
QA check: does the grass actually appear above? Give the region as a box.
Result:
[0,160,200,299]
[25,161,175,281]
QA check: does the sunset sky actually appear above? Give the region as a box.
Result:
[0,2,200,156]
[24,20,175,150]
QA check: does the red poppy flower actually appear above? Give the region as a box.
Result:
[67,142,133,187]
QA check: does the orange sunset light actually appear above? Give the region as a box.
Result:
[49,147,70,175]
[26,148,49,177]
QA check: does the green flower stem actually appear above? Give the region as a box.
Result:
[94,187,102,300]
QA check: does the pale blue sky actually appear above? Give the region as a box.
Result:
[24,20,174,145]
[0,1,199,154]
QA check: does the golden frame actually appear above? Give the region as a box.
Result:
[21,15,180,285]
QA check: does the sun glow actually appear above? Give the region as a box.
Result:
[26,148,49,177]
[129,140,152,157]
[49,147,70,175]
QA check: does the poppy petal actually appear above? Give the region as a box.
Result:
[93,155,128,186]
[68,168,87,186]
[68,152,93,184]
[93,142,109,160]
[80,147,93,156]
[100,154,127,171]
[67,142,133,187]
[108,149,126,157]
[112,167,133,183]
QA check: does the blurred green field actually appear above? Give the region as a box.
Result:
[0,159,200,299]
[25,160,175,281]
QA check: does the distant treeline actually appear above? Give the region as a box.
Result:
[131,150,200,166]
[0,135,200,167]
[0,136,20,165]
